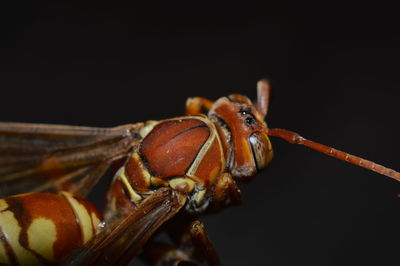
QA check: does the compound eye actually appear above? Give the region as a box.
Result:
[240,109,256,127]
[245,116,255,125]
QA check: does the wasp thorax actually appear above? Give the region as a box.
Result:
[209,95,273,180]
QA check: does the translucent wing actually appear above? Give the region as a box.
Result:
[0,122,142,197]
[66,188,186,266]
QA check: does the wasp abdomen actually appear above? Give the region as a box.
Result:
[0,192,102,265]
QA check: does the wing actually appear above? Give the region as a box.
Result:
[0,122,142,197]
[65,188,187,266]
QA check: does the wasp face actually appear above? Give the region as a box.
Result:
[209,94,273,180]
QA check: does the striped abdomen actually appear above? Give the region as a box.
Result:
[0,192,102,265]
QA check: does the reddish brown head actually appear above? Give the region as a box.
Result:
[209,80,273,180]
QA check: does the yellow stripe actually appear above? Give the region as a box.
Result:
[0,199,8,212]
[185,116,218,182]
[131,153,151,187]
[118,167,142,203]
[0,210,41,265]
[169,178,195,193]
[61,192,93,244]
[194,189,206,205]
[91,212,103,232]
[139,120,158,138]
[27,218,57,261]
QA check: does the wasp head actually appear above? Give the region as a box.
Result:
[208,80,273,180]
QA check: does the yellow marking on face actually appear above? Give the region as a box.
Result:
[194,189,206,205]
[0,211,41,265]
[118,168,142,203]
[27,218,57,261]
[0,200,8,212]
[61,192,93,244]
[91,212,102,232]
[169,178,195,193]
[0,241,10,264]
[265,137,273,165]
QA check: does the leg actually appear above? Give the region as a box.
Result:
[185,97,214,115]
[212,172,241,210]
[188,220,221,266]
[141,218,221,266]
[139,242,194,265]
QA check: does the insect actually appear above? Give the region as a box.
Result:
[0,80,398,265]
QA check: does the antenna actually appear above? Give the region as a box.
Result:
[256,79,271,118]
[268,128,400,182]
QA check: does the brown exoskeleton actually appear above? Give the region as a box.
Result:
[0,80,398,265]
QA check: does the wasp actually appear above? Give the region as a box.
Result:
[0,80,398,265]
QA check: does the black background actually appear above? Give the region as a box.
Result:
[1,2,399,266]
